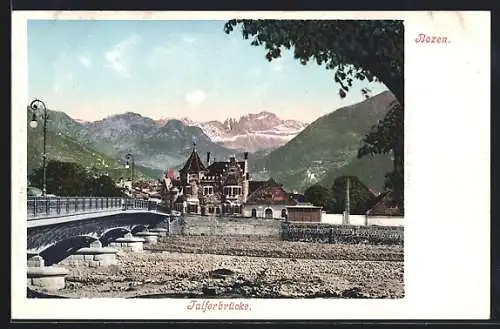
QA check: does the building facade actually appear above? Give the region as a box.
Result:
[242,178,297,219]
[286,204,323,222]
[161,143,297,218]
[166,143,249,216]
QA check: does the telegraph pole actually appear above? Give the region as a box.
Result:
[345,176,350,225]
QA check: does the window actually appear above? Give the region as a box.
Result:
[224,185,241,197]
[203,186,214,196]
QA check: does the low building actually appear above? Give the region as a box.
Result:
[243,178,297,219]
[286,203,323,222]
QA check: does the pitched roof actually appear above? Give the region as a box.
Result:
[207,162,225,176]
[246,178,296,205]
[207,161,246,176]
[179,147,206,175]
[249,181,266,195]
[366,191,403,216]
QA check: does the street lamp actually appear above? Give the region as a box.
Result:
[29,99,48,197]
[125,153,135,184]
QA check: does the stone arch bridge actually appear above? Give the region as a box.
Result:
[26,197,174,265]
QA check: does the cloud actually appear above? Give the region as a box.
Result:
[271,58,285,72]
[185,90,207,106]
[104,34,140,76]
[78,55,92,68]
[147,46,173,68]
[53,70,74,95]
[181,35,196,44]
[50,52,75,95]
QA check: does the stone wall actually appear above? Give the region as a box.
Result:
[282,222,404,245]
[321,213,403,227]
[181,216,282,238]
[169,217,184,235]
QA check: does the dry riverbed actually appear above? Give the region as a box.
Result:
[31,236,404,299]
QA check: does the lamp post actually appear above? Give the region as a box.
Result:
[125,153,135,186]
[29,99,48,197]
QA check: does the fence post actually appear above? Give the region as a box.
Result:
[56,198,61,215]
[45,198,49,217]
[33,198,37,217]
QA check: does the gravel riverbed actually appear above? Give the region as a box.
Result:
[33,236,404,299]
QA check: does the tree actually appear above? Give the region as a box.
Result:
[358,100,403,211]
[331,176,377,215]
[224,19,404,210]
[304,184,334,212]
[29,160,123,197]
[29,160,88,196]
[84,175,123,197]
[223,20,403,104]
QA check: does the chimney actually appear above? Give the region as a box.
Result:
[206,152,211,166]
[244,152,249,160]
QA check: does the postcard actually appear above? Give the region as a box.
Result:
[12,10,490,320]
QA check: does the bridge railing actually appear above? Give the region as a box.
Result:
[27,197,158,220]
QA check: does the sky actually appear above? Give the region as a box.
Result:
[28,20,388,123]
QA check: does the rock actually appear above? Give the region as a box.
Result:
[341,287,364,298]
[202,286,218,296]
[208,268,235,279]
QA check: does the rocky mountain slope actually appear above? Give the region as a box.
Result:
[84,114,236,171]
[26,91,397,191]
[158,111,308,153]
[27,124,154,181]
[248,91,397,193]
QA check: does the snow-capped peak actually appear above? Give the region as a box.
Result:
[160,111,308,152]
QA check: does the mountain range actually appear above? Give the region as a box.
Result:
[26,90,397,193]
[157,112,308,153]
[248,90,396,193]
[27,109,304,179]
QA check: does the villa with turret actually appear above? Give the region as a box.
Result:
[161,143,297,218]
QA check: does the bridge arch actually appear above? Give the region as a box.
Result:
[99,227,131,246]
[27,210,168,251]
[131,224,149,235]
[38,235,99,266]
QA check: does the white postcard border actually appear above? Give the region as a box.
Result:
[12,10,491,320]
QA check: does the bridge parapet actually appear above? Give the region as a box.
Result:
[27,197,158,220]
